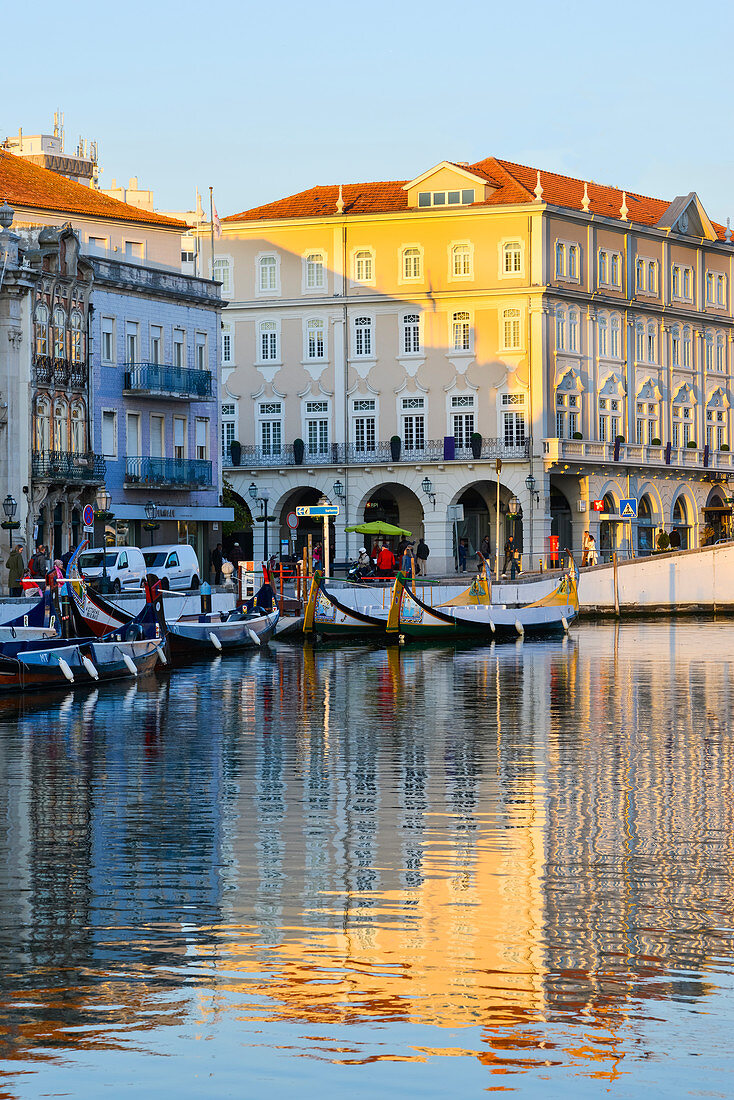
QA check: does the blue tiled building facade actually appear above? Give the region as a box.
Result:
[89,257,229,573]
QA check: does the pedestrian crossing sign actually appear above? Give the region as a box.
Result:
[620,498,638,519]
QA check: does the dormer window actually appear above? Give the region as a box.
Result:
[418,189,475,207]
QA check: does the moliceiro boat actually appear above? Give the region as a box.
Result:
[386,563,579,640]
[68,577,279,657]
[0,595,169,694]
[303,573,391,639]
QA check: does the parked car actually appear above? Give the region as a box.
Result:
[77,546,147,593]
[142,544,201,590]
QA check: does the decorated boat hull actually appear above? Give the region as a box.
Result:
[386,569,579,640]
[303,575,389,638]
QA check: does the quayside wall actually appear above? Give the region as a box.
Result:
[578,543,734,614]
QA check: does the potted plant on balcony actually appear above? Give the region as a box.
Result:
[294,438,305,465]
[230,440,241,466]
[615,435,625,444]
[572,431,583,440]
[722,444,730,451]
[470,432,482,459]
[651,437,661,446]
[390,435,402,461]
[686,440,697,448]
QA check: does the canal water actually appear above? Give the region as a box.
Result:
[1,621,733,1098]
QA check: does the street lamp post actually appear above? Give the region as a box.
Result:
[143,500,159,546]
[525,474,540,573]
[249,483,273,564]
[94,486,114,593]
[2,494,19,550]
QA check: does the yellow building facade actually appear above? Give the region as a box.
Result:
[214,158,734,569]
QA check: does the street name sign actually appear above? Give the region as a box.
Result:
[296,505,339,517]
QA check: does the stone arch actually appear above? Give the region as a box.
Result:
[636,483,662,555]
[355,481,426,548]
[702,484,730,545]
[274,484,333,557]
[672,486,698,549]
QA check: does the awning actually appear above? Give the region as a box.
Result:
[702,505,732,513]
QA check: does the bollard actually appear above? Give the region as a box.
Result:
[200,581,212,614]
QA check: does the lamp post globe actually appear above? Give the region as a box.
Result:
[2,495,18,549]
[525,474,536,494]
[248,482,258,501]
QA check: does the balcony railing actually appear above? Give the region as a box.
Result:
[544,437,734,473]
[230,437,530,469]
[32,450,106,483]
[34,356,86,389]
[123,362,213,400]
[125,455,213,488]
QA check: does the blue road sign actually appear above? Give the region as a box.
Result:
[82,504,94,528]
[620,498,638,519]
[296,505,340,517]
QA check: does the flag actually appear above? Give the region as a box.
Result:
[212,201,221,239]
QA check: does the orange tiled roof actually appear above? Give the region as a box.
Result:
[0,149,185,230]
[224,156,728,239]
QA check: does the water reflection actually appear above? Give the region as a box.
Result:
[0,624,733,1094]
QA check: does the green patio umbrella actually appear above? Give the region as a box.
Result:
[344,520,412,537]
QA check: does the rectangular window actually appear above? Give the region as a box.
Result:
[173,416,186,460]
[195,418,209,460]
[125,321,139,364]
[151,325,163,365]
[126,412,140,457]
[402,314,421,354]
[353,416,376,452]
[260,418,282,455]
[307,320,325,359]
[88,236,107,255]
[568,245,579,279]
[503,411,526,447]
[173,329,185,367]
[101,317,115,364]
[402,414,425,451]
[354,318,373,357]
[717,274,726,306]
[306,418,329,454]
[452,413,474,448]
[124,241,144,261]
[150,414,165,459]
[102,410,116,457]
[452,312,471,351]
[305,253,325,290]
[610,254,620,286]
[221,418,235,461]
[503,309,521,350]
[222,327,232,365]
[195,335,207,371]
[706,272,715,304]
[213,258,232,298]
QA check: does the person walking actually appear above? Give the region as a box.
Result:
[502,534,516,576]
[581,530,590,567]
[480,534,491,561]
[5,544,25,596]
[376,543,395,577]
[586,533,598,566]
[416,538,429,576]
[30,544,48,578]
[458,537,468,573]
[211,543,223,585]
[312,542,323,571]
[400,541,414,574]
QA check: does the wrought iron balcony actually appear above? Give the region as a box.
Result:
[123,362,213,400]
[34,356,87,389]
[32,450,106,483]
[125,455,213,489]
[229,437,530,468]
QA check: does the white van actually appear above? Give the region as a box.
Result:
[142,544,201,590]
[78,546,147,593]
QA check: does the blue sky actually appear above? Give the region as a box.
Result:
[4,0,734,222]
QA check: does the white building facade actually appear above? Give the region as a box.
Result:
[212,158,734,571]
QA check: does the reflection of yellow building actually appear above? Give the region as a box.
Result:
[214,158,734,569]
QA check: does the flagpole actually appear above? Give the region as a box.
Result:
[209,185,214,280]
